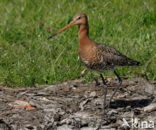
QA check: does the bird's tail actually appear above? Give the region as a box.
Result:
[127,59,140,66]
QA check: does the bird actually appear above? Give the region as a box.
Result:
[48,13,140,114]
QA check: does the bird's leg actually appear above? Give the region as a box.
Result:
[100,73,108,114]
[94,77,100,86]
[108,70,122,108]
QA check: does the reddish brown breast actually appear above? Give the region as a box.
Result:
[78,19,99,69]
[78,39,98,66]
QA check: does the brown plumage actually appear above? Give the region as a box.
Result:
[79,42,140,71]
[48,13,140,114]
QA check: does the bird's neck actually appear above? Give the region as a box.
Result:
[78,24,90,47]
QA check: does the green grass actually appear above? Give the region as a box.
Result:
[0,0,156,87]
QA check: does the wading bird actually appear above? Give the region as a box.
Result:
[48,13,140,113]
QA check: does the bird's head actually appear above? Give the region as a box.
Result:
[71,13,88,25]
[48,13,88,39]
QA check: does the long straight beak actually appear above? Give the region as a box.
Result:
[48,22,75,40]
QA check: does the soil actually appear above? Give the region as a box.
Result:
[0,78,156,130]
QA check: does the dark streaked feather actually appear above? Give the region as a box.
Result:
[95,43,140,68]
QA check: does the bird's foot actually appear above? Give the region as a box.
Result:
[107,100,111,108]
[102,100,112,115]
[103,101,111,108]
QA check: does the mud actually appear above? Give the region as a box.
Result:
[0,78,156,130]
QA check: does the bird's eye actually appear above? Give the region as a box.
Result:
[78,16,81,20]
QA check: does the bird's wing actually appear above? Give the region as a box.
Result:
[96,43,139,66]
